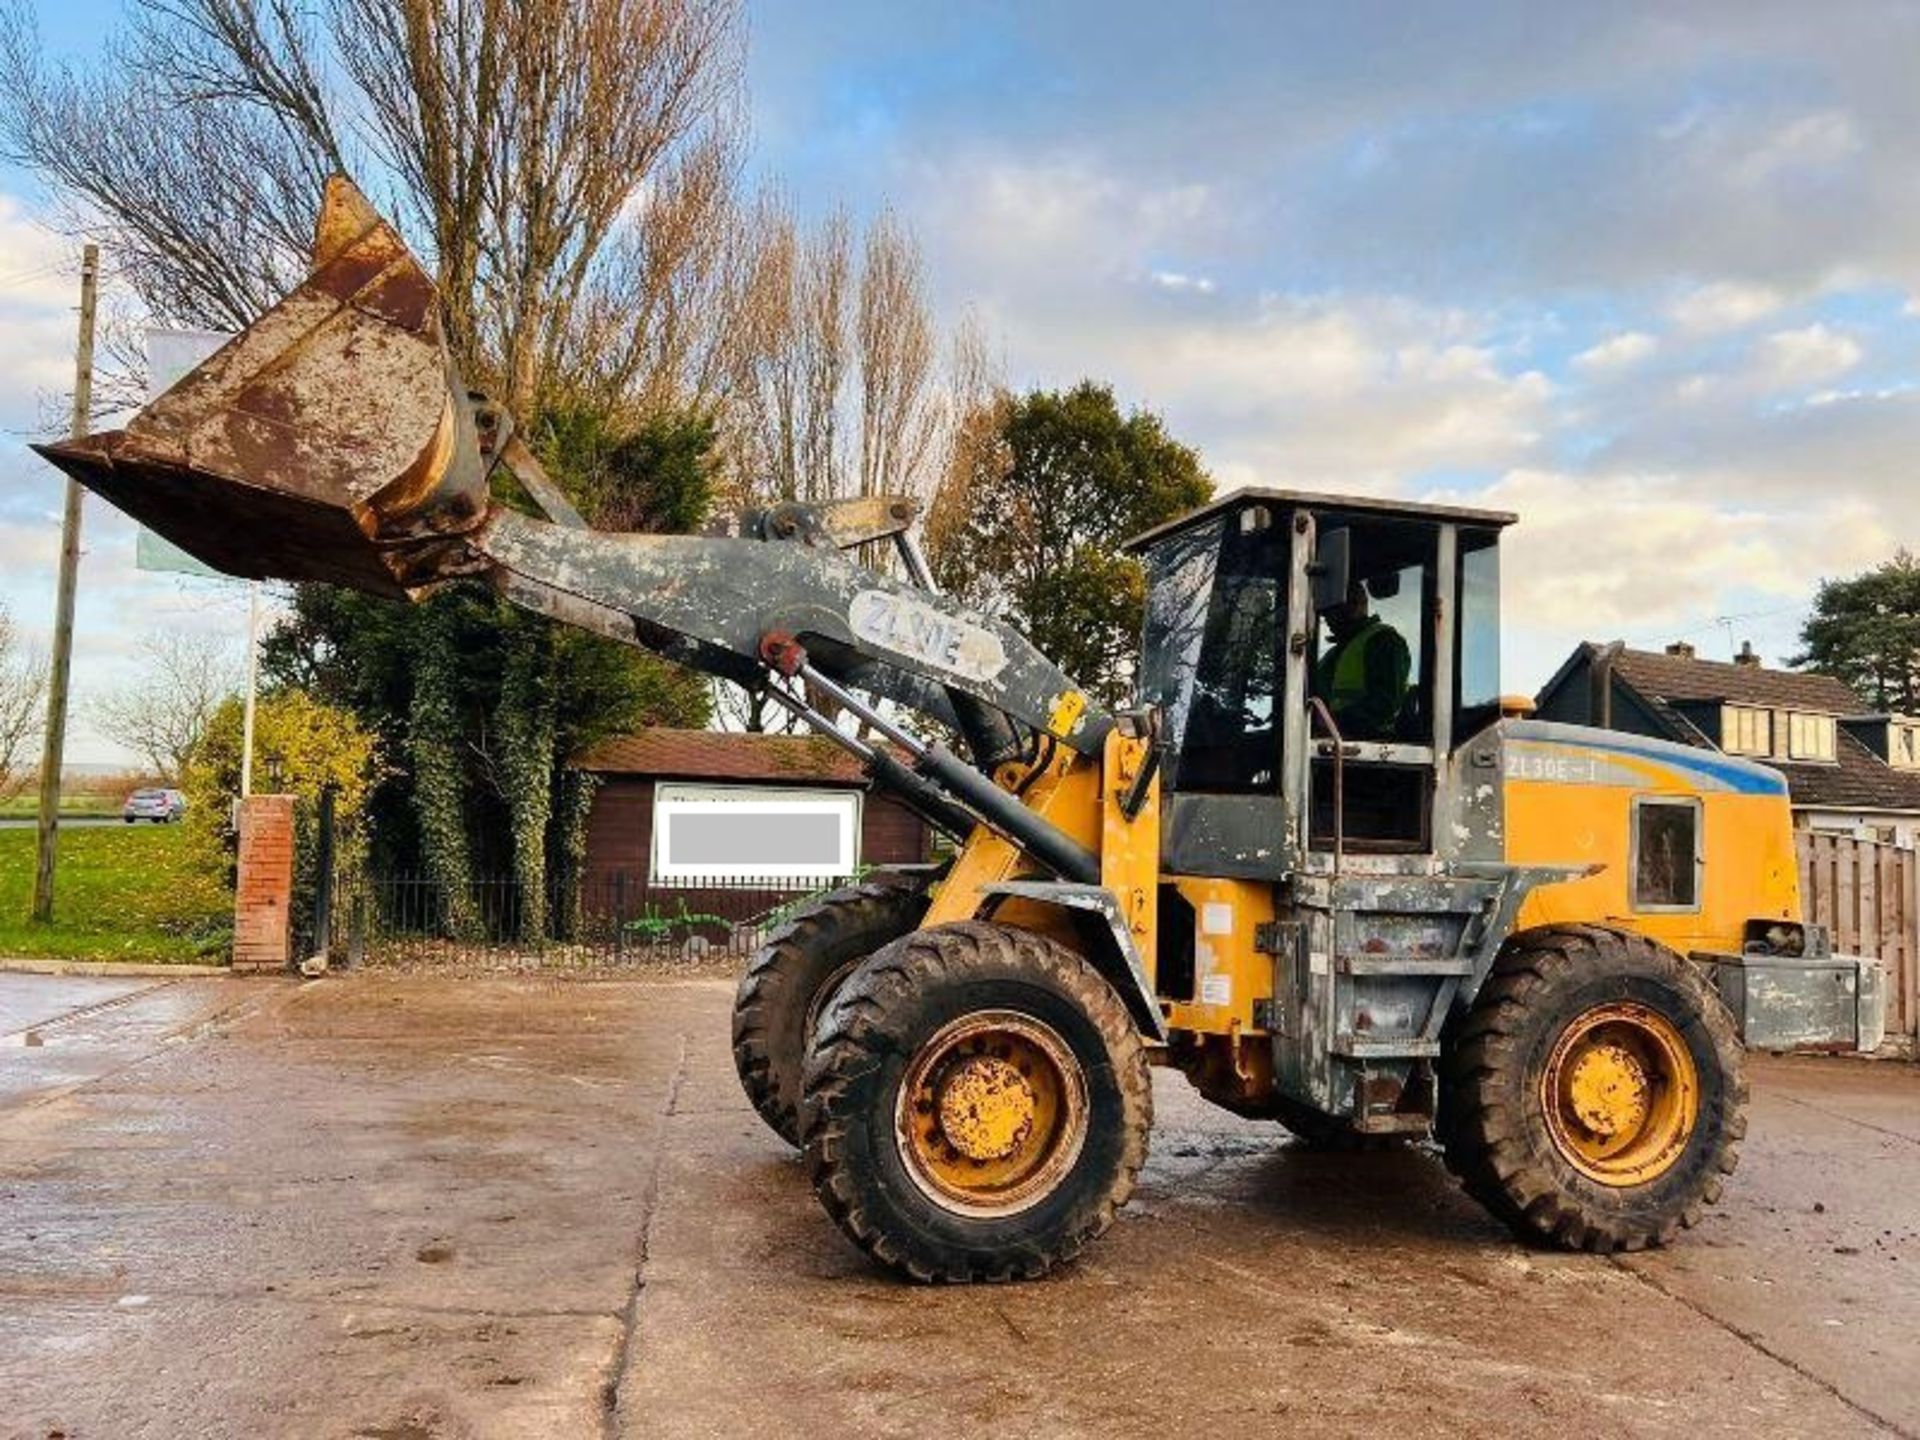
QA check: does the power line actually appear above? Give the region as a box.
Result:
[0,260,73,291]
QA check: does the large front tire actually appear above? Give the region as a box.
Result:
[1442,925,1746,1252]
[732,879,929,1147]
[802,921,1152,1283]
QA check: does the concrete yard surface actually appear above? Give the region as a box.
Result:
[2,970,1917,1439]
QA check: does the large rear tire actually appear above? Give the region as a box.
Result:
[732,878,929,1147]
[1441,925,1745,1252]
[802,921,1152,1283]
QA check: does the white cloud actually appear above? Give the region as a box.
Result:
[1807,381,1913,407]
[1149,269,1216,294]
[1756,322,1862,388]
[0,196,86,430]
[1668,280,1786,334]
[1442,468,1896,688]
[912,156,1555,489]
[0,511,58,575]
[1083,296,1554,488]
[1733,110,1861,186]
[914,156,1222,291]
[1662,321,1865,405]
[1572,330,1658,373]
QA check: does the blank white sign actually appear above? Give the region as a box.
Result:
[652,783,860,881]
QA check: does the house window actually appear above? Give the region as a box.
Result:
[1786,712,1836,762]
[1633,796,1701,911]
[1721,705,1771,757]
[651,783,860,884]
[1892,723,1920,770]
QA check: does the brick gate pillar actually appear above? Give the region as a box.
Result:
[233,795,297,974]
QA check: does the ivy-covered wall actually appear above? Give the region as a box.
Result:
[257,409,718,939]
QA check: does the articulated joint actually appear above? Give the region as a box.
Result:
[759,631,808,677]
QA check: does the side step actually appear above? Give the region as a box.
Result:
[1335,951,1475,977]
[1330,1035,1443,1060]
[1354,1112,1434,1136]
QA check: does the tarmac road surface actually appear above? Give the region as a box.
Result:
[0,816,129,829]
[1,970,1915,1439]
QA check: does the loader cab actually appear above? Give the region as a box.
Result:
[1130,490,1514,879]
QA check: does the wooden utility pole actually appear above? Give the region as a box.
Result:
[30,243,100,924]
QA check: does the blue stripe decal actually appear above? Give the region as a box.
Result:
[1543,733,1788,796]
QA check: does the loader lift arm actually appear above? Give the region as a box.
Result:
[32,175,1106,883]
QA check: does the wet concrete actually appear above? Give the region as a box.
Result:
[1,973,1915,1439]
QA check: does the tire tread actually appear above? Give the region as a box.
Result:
[1440,924,1746,1252]
[731,877,928,1146]
[801,920,1152,1283]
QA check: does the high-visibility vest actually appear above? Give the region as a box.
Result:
[1317,617,1405,720]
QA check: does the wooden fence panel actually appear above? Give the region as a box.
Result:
[1794,830,1918,1045]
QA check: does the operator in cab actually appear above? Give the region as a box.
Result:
[1315,580,1411,739]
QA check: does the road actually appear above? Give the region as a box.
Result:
[0,816,136,829]
[1,970,1915,1439]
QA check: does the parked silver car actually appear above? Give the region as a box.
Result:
[122,788,187,823]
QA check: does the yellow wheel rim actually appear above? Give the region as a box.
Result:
[895,1011,1088,1217]
[1541,1001,1699,1187]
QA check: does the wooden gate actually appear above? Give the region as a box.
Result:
[1796,830,1919,1047]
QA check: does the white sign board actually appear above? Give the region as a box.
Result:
[137,328,232,579]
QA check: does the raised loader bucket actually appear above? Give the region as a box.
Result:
[34,177,492,600]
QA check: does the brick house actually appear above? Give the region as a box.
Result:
[1536,640,1920,848]
[572,727,933,890]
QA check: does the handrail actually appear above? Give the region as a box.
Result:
[1306,696,1346,877]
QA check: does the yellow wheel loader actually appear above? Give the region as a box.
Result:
[40,178,1885,1283]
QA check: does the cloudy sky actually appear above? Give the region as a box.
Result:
[4,1,1919,762]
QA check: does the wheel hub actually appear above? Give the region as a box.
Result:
[1565,1042,1649,1138]
[1540,1001,1699,1187]
[936,1056,1036,1160]
[894,1010,1090,1217]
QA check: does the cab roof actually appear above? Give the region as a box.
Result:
[1124,487,1519,554]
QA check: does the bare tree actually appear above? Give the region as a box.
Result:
[546,130,759,418]
[923,315,1009,583]
[0,604,47,802]
[93,631,244,783]
[335,0,742,412]
[0,0,746,419]
[722,202,964,512]
[856,211,938,499]
[722,200,845,504]
[0,1,342,331]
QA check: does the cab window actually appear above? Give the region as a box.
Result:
[1633,797,1701,911]
[1311,518,1434,744]
[1139,507,1282,793]
[1455,528,1501,737]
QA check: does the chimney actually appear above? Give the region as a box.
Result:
[1665,641,1695,660]
[1734,640,1761,668]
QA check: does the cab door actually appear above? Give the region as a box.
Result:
[1302,518,1455,858]
[1138,501,1306,880]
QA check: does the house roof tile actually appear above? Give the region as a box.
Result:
[1597,647,1920,814]
[573,728,870,785]
[1609,646,1862,712]
[1770,730,1920,812]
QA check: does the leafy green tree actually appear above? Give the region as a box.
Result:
[1794,552,1920,712]
[927,382,1212,708]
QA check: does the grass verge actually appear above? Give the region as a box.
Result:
[0,825,229,963]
